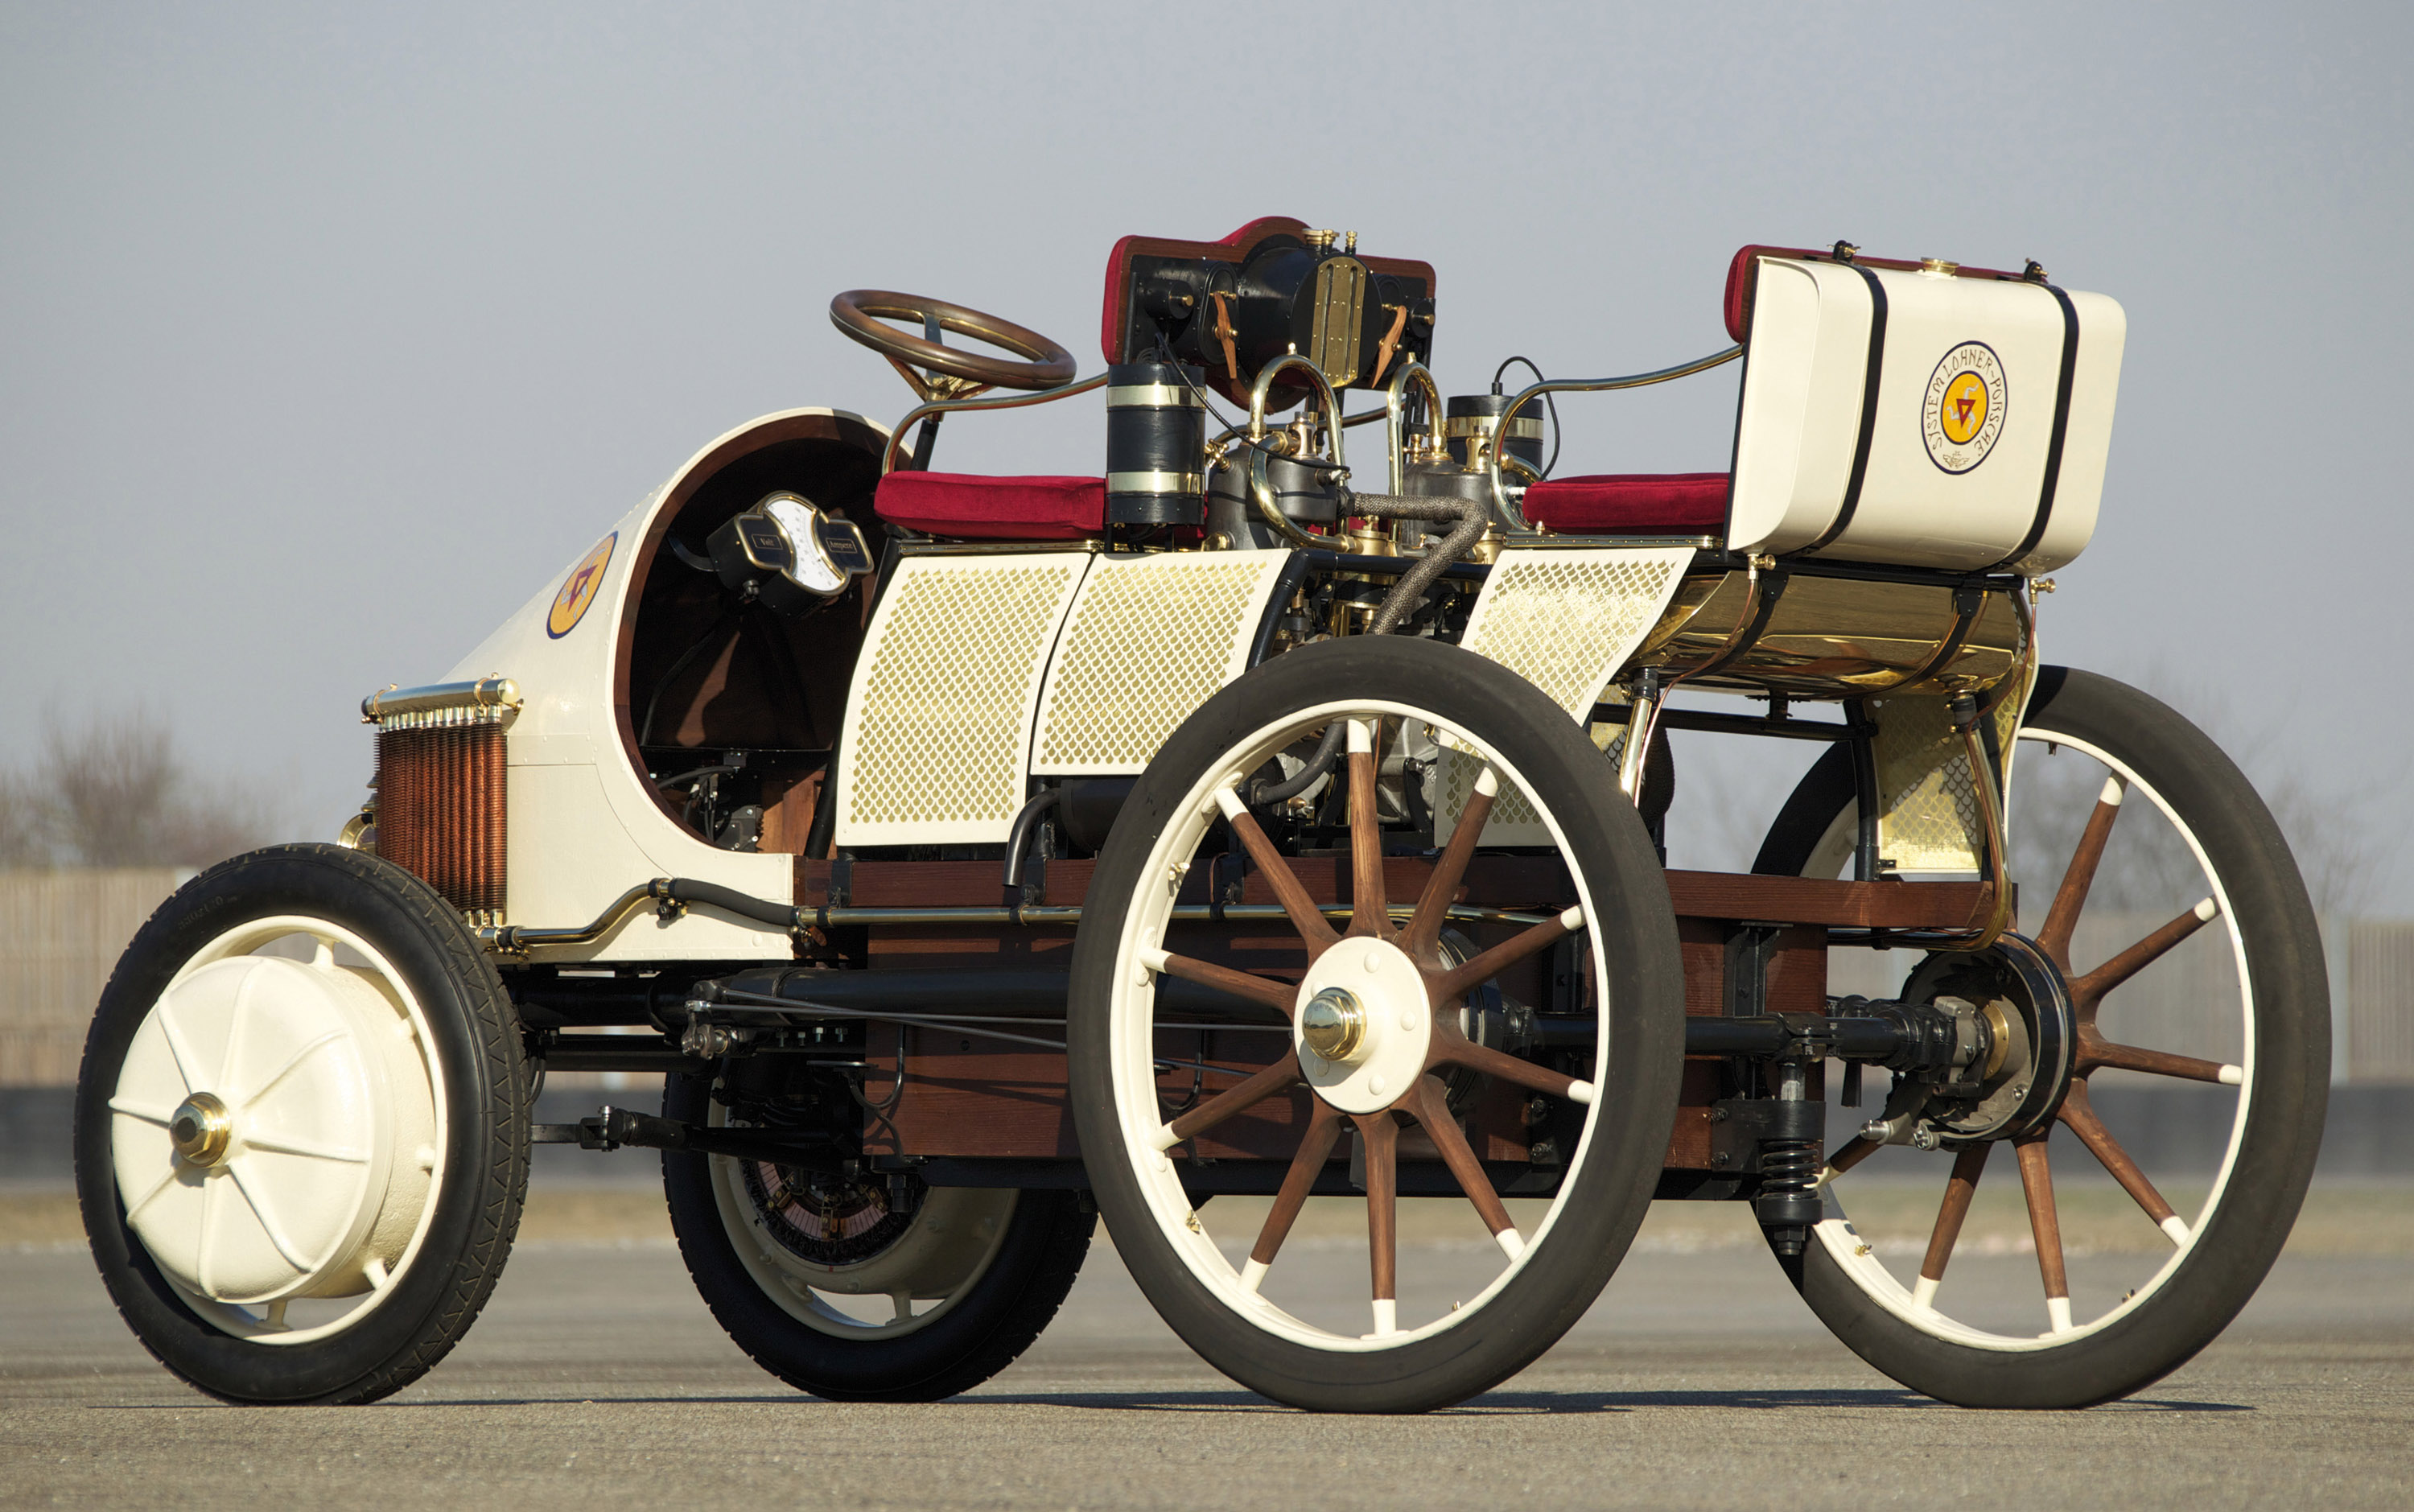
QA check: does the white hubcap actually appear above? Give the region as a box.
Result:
[1295,936,1431,1114]
[109,948,435,1313]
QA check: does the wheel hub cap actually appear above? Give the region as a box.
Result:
[1300,988,1368,1063]
[169,1092,233,1167]
[110,954,410,1305]
[1294,937,1432,1114]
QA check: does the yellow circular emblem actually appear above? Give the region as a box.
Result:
[1939,371,1990,445]
[546,532,616,638]
[1921,341,2008,475]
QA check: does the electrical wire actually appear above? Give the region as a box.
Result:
[1490,355,1563,480]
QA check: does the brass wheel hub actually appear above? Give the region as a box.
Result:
[1300,987,1369,1064]
[169,1091,233,1168]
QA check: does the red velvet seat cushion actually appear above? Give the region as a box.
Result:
[1521,473,1730,536]
[873,472,1105,541]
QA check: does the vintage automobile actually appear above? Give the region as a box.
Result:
[75,218,2327,1414]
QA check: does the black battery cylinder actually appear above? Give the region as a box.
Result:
[1106,360,1206,526]
[1444,393,1547,475]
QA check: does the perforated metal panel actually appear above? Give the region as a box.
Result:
[833,553,1090,847]
[1436,546,1693,846]
[1456,547,1694,716]
[1868,681,2026,875]
[1033,550,1290,776]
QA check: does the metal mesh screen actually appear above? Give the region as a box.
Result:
[1033,551,1287,775]
[1436,546,1691,846]
[1868,686,2025,875]
[835,554,1089,846]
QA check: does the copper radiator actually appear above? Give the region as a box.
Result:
[373,711,508,921]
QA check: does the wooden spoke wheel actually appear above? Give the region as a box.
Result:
[1755,668,2328,1408]
[72,844,529,1405]
[661,1072,1095,1402]
[1068,638,1684,1414]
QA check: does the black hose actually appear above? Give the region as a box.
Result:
[1001,789,1061,896]
[1343,490,1490,636]
[658,877,798,930]
[1249,723,1346,805]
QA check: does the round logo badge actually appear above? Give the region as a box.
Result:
[1921,341,2008,474]
[546,532,616,638]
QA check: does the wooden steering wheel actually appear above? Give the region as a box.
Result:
[828,290,1078,398]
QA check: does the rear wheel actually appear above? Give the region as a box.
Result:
[1757,668,2328,1407]
[1069,637,1685,1414]
[661,1071,1093,1401]
[74,843,528,1404]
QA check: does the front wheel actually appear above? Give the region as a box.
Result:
[74,844,529,1405]
[1757,668,2329,1407]
[1069,637,1686,1414]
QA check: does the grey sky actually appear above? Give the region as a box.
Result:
[3,3,2406,901]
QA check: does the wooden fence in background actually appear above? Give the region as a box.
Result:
[6,868,2413,1086]
[0,869,183,1086]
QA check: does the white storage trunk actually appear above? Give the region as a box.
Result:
[1728,256,2125,574]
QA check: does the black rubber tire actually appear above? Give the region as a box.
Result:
[1067,637,1686,1414]
[1757,667,2330,1408]
[74,843,529,1405]
[661,1072,1094,1402]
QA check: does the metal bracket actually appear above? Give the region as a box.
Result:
[1707,1096,1823,1175]
[1723,925,1786,1018]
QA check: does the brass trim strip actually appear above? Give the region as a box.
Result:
[1446,415,1546,439]
[1106,470,1205,495]
[896,540,1104,558]
[1504,534,1719,551]
[1106,383,1202,409]
[361,677,522,723]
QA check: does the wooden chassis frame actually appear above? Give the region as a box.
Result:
[781,858,1993,1191]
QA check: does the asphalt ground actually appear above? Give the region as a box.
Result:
[4,1181,2410,1510]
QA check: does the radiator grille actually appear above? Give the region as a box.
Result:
[373,707,508,921]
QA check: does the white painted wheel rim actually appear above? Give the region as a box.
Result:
[1105,698,1613,1352]
[1811,727,2253,1349]
[706,1098,1014,1338]
[107,916,446,1344]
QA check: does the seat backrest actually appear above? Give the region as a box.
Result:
[1723,249,2124,574]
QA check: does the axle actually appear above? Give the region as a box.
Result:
[1680,994,1995,1077]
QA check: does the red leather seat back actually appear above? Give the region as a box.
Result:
[874,472,1105,541]
[1521,473,1731,536]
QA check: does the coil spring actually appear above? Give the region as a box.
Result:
[1759,1138,1819,1193]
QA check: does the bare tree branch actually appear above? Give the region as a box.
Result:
[12,709,282,870]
